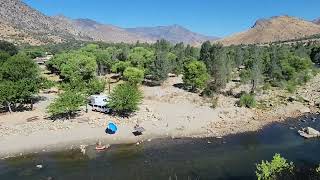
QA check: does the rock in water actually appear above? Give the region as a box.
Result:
[306,127,320,136]
[298,127,320,139]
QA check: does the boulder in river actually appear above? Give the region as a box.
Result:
[298,127,320,139]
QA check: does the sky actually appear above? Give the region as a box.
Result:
[23,0,320,37]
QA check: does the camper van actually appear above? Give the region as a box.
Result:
[89,95,111,113]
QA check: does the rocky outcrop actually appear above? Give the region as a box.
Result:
[298,127,320,139]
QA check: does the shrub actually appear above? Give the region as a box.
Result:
[210,96,219,108]
[123,67,144,85]
[239,93,256,108]
[108,83,142,116]
[285,81,297,93]
[256,153,294,180]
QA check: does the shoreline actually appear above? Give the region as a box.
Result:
[1,75,319,159]
[0,110,314,159]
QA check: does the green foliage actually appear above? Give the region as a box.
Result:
[39,78,56,90]
[109,83,143,115]
[128,47,154,69]
[0,53,42,112]
[0,51,11,64]
[149,51,172,82]
[239,93,256,108]
[47,91,85,119]
[285,81,297,93]
[182,60,209,91]
[111,61,131,74]
[123,67,144,85]
[87,78,106,95]
[0,40,18,56]
[94,46,122,75]
[256,153,294,180]
[60,52,97,82]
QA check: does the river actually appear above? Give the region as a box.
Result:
[1,114,320,180]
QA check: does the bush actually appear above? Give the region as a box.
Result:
[239,93,256,108]
[285,81,297,93]
[210,96,219,108]
[123,67,144,85]
[256,153,294,180]
[108,83,142,116]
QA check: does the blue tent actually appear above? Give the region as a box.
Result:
[105,122,117,134]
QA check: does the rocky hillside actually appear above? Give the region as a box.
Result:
[0,0,88,45]
[126,25,218,45]
[0,0,214,45]
[70,18,151,43]
[216,16,320,46]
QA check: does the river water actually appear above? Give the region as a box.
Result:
[1,114,320,180]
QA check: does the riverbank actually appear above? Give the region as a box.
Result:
[0,75,319,158]
[2,115,320,180]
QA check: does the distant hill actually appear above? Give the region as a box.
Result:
[313,18,320,25]
[126,25,218,46]
[0,0,214,45]
[215,16,320,46]
[60,17,151,43]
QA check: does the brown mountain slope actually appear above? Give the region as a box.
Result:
[215,16,320,46]
[126,25,218,46]
[0,0,86,44]
[70,18,152,43]
[0,0,214,45]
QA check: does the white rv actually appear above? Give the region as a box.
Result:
[89,95,111,113]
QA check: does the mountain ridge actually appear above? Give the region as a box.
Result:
[215,16,320,45]
[0,0,214,45]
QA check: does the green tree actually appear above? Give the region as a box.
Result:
[87,78,106,95]
[183,60,209,91]
[123,67,144,85]
[109,83,142,116]
[111,61,131,74]
[210,48,230,92]
[200,41,211,64]
[0,53,42,112]
[128,47,154,69]
[60,52,97,82]
[256,153,294,180]
[149,51,172,82]
[47,91,85,119]
[95,48,118,75]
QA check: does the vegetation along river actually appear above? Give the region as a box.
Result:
[1,114,320,180]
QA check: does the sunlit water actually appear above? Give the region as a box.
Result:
[1,114,320,180]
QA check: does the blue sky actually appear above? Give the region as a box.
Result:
[23,0,320,37]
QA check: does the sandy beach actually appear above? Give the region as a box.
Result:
[0,75,318,158]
